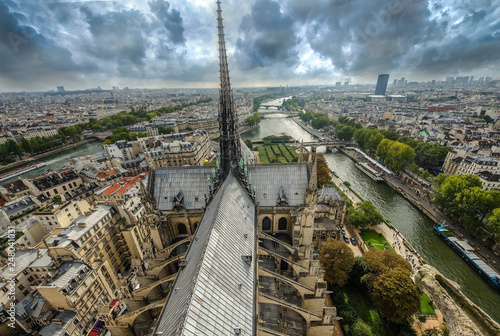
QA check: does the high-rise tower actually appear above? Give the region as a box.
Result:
[217,0,241,176]
[375,74,389,95]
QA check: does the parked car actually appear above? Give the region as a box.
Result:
[343,235,350,243]
[341,228,346,235]
[350,237,356,245]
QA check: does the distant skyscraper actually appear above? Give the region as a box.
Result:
[57,86,65,92]
[375,74,389,95]
[335,82,342,88]
[392,79,397,87]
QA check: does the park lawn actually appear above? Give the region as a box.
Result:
[344,287,387,336]
[255,145,296,164]
[418,293,436,315]
[360,230,395,252]
[285,145,299,159]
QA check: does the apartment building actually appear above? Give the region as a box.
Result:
[33,200,91,231]
[0,180,33,203]
[104,140,142,162]
[140,130,210,168]
[0,249,54,307]
[29,169,83,200]
[15,218,48,248]
[0,196,41,226]
[37,261,116,335]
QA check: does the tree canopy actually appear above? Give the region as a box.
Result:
[371,268,421,324]
[245,113,262,126]
[348,201,385,228]
[319,238,355,286]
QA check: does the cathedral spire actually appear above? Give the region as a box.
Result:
[217,0,241,176]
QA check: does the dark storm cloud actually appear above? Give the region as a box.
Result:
[80,6,149,66]
[0,1,80,85]
[235,0,299,70]
[1,0,499,91]
[148,0,186,45]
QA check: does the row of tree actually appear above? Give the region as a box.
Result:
[320,239,421,332]
[432,174,500,239]
[376,138,416,171]
[0,135,66,165]
[103,127,148,144]
[353,126,451,170]
[348,201,385,228]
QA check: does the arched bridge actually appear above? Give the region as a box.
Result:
[84,131,112,140]
[260,104,285,110]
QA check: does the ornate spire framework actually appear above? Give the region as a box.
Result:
[217,0,241,176]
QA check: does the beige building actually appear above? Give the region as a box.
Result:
[29,168,84,200]
[104,140,142,162]
[15,218,48,248]
[33,200,92,231]
[37,261,116,334]
[0,249,54,307]
[443,148,500,185]
[140,130,211,168]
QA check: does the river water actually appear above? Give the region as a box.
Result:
[1,141,104,185]
[243,99,500,322]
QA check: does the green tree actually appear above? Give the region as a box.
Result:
[244,139,253,150]
[112,126,129,135]
[336,126,355,141]
[433,174,482,212]
[371,268,421,324]
[21,138,33,153]
[362,248,412,288]
[347,257,369,287]
[51,195,62,203]
[367,133,385,153]
[158,126,175,134]
[357,201,384,226]
[487,208,500,238]
[348,319,374,336]
[246,113,262,126]
[348,210,370,228]
[6,139,23,157]
[311,115,330,129]
[376,138,392,162]
[380,130,399,141]
[319,238,354,286]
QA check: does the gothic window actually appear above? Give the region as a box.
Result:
[177,223,188,235]
[278,217,287,231]
[262,217,271,231]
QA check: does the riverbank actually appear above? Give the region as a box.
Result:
[337,145,500,281]
[0,138,100,174]
[239,123,260,134]
[291,116,324,139]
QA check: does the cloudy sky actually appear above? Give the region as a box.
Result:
[1,0,499,91]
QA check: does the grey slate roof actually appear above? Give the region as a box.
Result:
[154,172,256,336]
[318,186,343,202]
[153,166,214,210]
[249,163,309,207]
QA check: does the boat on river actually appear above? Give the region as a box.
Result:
[0,161,46,183]
[433,223,500,291]
[355,162,384,182]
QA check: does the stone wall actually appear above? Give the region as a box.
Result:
[414,265,500,336]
